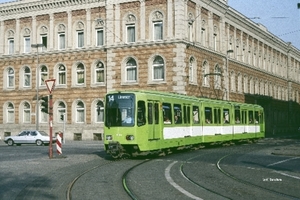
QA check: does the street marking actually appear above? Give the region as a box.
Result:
[267,157,299,167]
[273,171,300,180]
[165,161,203,200]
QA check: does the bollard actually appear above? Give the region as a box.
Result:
[56,132,62,155]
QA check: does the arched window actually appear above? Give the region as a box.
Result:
[58,64,66,85]
[7,103,15,123]
[76,101,85,123]
[40,65,48,86]
[58,102,66,123]
[237,73,242,93]
[23,102,31,123]
[214,65,221,89]
[95,62,105,83]
[96,101,104,122]
[76,63,85,85]
[23,66,31,87]
[230,71,236,92]
[7,67,14,88]
[203,61,209,87]
[189,57,196,83]
[126,58,137,82]
[243,75,248,93]
[152,56,164,80]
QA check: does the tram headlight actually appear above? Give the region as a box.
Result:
[126,135,134,141]
[106,135,113,141]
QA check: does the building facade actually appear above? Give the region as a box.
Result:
[0,0,300,140]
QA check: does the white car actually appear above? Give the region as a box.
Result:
[4,130,56,146]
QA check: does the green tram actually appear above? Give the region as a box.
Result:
[104,90,265,158]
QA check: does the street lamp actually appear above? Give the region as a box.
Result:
[31,44,44,130]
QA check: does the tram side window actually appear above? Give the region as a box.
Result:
[148,103,153,124]
[137,101,146,126]
[235,109,241,124]
[223,109,230,124]
[154,103,159,124]
[193,106,200,124]
[248,111,254,124]
[163,103,172,124]
[241,110,247,124]
[213,108,221,124]
[205,107,212,124]
[254,111,260,124]
[183,105,191,124]
[174,104,182,124]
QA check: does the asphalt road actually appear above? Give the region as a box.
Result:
[0,138,299,200]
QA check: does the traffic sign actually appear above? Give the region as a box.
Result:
[45,79,56,94]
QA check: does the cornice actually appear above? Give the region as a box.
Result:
[0,0,102,17]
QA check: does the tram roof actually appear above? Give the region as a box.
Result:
[108,90,263,109]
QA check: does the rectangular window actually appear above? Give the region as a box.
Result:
[183,105,191,124]
[193,106,200,124]
[126,66,136,81]
[77,31,84,48]
[153,22,163,40]
[163,103,172,124]
[248,111,254,124]
[148,103,153,124]
[205,107,212,124]
[41,35,47,51]
[24,110,30,123]
[59,72,66,85]
[77,109,84,122]
[223,109,230,124]
[127,25,135,43]
[235,108,240,124]
[174,104,182,124]
[213,108,221,124]
[241,110,247,124]
[96,29,104,46]
[96,107,104,122]
[8,39,14,54]
[7,110,14,123]
[58,33,65,49]
[24,37,30,53]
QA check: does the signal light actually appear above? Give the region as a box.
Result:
[40,95,49,114]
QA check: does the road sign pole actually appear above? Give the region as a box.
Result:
[45,79,56,159]
[49,94,53,159]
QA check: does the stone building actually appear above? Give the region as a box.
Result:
[0,0,300,140]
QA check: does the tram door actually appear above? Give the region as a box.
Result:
[147,101,161,140]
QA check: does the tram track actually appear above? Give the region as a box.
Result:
[179,161,232,200]
[66,159,115,200]
[122,159,151,200]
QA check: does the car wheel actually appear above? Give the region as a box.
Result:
[36,140,43,146]
[7,139,14,146]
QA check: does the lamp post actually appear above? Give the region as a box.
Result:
[31,44,44,130]
[225,49,234,101]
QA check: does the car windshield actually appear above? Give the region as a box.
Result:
[105,93,135,127]
[39,131,48,136]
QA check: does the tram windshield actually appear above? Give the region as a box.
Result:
[105,93,135,127]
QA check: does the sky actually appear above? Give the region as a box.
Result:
[228,0,300,50]
[1,0,300,49]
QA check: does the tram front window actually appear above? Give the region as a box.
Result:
[105,94,135,127]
